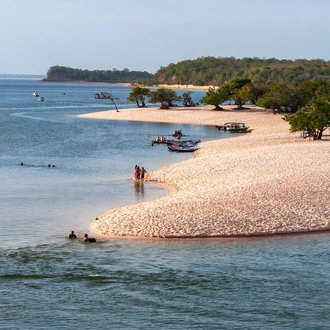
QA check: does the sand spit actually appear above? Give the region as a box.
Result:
[79,105,330,238]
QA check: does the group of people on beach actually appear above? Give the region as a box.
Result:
[134,165,147,181]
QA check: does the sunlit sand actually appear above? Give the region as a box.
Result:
[79,105,330,238]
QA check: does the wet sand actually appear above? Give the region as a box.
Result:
[79,105,330,238]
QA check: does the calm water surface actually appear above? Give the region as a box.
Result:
[0,79,330,329]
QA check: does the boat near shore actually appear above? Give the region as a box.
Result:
[224,121,250,132]
[168,140,199,152]
[216,122,251,132]
[168,144,198,152]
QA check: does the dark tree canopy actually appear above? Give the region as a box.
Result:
[148,88,181,109]
[153,57,330,86]
[181,91,196,107]
[126,86,151,108]
[284,94,330,140]
[44,66,153,83]
[200,86,229,110]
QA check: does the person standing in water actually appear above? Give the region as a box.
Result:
[68,231,77,239]
[135,166,141,181]
[140,167,147,181]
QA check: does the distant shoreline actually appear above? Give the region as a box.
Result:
[40,79,212,91]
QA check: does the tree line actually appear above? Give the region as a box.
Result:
[44,57,330,86]
[153,57,330,86]
[126,78,330,140]
[44,66,153,83]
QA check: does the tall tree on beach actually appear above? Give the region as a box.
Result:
[148,88,181,109]
[126,86,150,108]
[107,93,119,112]
[182,91,196,107]
[227,79,254,109]
[284,94,330,139]
[199,86,229,110]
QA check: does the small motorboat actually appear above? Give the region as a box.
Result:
[167,139,201,145]
[152,137,169,144]
[168,140,199,152]
[224,122,250,132]
[37,97,44,102]
[168,144,198,152]
[32,92,40,97]
[172,130,184,138]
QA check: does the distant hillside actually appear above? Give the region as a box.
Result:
[153,57,330,86]
[44,66,153,83]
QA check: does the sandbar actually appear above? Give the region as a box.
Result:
[79,105,330,238]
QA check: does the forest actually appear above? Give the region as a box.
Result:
[153,57,330,86]
[44,57,330,86]
[44,66,153,83]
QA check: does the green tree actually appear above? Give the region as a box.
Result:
[199,86,229,110]
[227,79,253,109]
[258,81,316,113]
[107,93,119,112]
[148,88,181,109]
[284,95,330,139]
[126,86,150,108]
[182,91,195,107]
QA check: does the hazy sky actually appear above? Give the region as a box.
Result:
[1,0,329,75]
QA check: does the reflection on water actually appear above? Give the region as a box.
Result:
[134,180,145,202]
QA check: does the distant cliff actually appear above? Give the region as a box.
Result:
[44,66,154,83]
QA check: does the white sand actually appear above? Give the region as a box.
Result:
[79,105,330,238]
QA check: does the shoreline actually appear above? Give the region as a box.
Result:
[79,105,330,239]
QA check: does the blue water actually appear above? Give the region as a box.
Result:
[1,79,330,329]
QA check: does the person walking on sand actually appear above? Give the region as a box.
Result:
[140,167,147,180]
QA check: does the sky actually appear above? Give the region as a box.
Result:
[1,0,330,75]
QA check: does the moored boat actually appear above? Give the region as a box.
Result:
[168,144,198,152]
[167,139,201,145]
[172,130,184,138]
[152,136,169,144]
[168,140,199,152]
[228,128,253,133]
[224,122,250,132]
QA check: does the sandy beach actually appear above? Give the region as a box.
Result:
[79,105,330,238]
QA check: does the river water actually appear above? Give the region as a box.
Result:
[0,79,329,329]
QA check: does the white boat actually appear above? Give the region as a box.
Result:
[33,92,40,97]
[37,97,44,102]
[168,140,199,152]
[224,122,250,132]
[168,144,198,152]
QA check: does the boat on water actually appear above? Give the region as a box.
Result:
[224,122,250,132]
[172,130,184,138]
[168,140,199,152]
[167,139,201,145]
[95,92,111,99]
[32,92,40,97]
[37,97,44,102]
[228,128,253,133]
[152,136,169,144]
[168,144,198,152]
